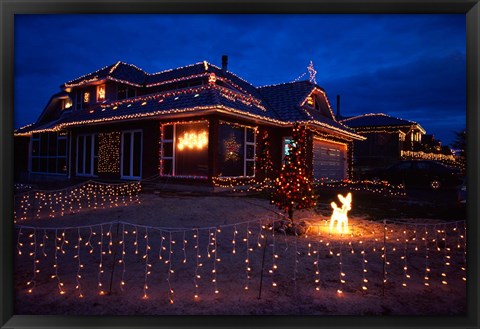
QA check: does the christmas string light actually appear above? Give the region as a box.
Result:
[337,240,346,295]
[440,224,448,285]
[26,229,37,294]
[17,227,23,256]
[182,231,187,264]
[244,224,251,291]
[269,219,278,288]
[159,231,165,261]
[98,225,105,295]
[212,228,219,295]
[232,225,237,255]
[314,227,321,291]
[142,227,151,299]
[193,228,201,300]
[167,232,175,304]
[41,229,48,257]
[423,225,430,287]
[120,224,126,290]
[15,219,467,300]
[52,229,66,295]
[359,238,368,291]
[74,228,84,298]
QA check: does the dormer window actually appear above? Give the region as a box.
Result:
[306,96,314,106]
[117,85,136,100]
[97,84,106,102]
[62,98,72,110]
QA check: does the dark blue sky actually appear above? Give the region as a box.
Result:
[14,14,466,145]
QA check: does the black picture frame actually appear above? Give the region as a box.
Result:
[1,1,479,328]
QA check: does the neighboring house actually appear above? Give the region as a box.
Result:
[340,113,426,176]
[14,57,364,188]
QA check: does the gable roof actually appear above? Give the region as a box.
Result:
[341,113,426,133]
[17,60,363,141]
[64,61,147,87]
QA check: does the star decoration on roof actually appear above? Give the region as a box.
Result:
[307,60,317,84]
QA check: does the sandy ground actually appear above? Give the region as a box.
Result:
[14,193,467,315]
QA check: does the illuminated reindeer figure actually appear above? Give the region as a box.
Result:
[329,192,352,234]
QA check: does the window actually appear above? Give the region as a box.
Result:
[61,98,72,110]
[282,137,294,160]
[97,84,106,102]
[76,134,98,176]
[31,132,68,175]
[117,85,136,100]
[218,123,256,177]
[121,130,142,179]
[160,122,209,177]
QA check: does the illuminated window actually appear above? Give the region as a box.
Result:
[62,98,72,110]
[160,122,209,177]
[218,123,255,177]
[76,134,98,177]
[83,92,90,103]
[31,132,68,175]
[282,137,294,162]
[97,84,106,102]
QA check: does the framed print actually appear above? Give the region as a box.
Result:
[1,1,479,329]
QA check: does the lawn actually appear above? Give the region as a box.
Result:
[13,190,466,315]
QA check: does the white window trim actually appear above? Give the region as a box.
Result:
[76,133,98,177]
[160,124,175,176]
[120,129,143,180]
[244,128,256,177]
[219,125,256,178]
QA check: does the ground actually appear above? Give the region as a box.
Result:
[13,187,467,316]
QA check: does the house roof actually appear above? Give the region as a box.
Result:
[341,113,426,133]
[64,61,147,87]
[17,60,363,141]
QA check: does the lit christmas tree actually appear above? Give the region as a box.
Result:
[271,124,317,222]
[257,129,274,179]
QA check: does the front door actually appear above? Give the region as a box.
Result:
[121,130,142,179]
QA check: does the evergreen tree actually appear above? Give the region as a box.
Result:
[257,129,275,179]
[271,124,317,221]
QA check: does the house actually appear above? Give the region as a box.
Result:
[14,57,364,189]
[340,113,426,176]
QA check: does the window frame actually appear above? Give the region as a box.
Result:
[218,123,257,178]
[160,122,209,179]
[76,133,98,177]
[120,129,143,180]
[30,132,68,175]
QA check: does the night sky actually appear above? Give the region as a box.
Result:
[14,14,465,146]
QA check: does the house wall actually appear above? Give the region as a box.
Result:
[69,120,160,181]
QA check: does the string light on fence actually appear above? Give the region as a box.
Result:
[167,232,175,304]
[120,224,126,290]
[52,229,66,295]
[26,229,38,294]
[74,228,84,298]
[423,225,430,287]
[142,227,151,299]
[401,226,410,287]
[359,238,368,291]
[270,220,278,288]
[193,229,201,300]
[244,224,251,291]
[98,225,105,295]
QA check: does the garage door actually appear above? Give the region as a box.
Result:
[313,139,347,181]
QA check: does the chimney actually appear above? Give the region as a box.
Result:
[222,55,228,72]
[336,95,341,119]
